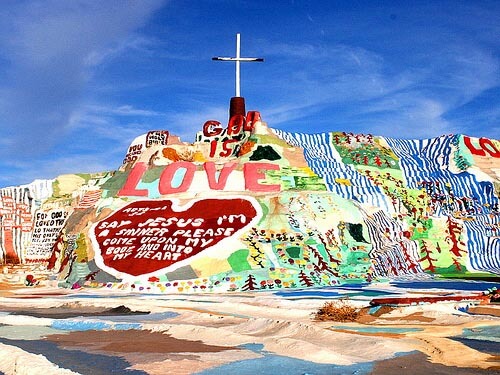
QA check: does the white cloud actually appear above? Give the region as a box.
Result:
[84,35,154,67]
[0,0,166,158]
[65,102,226,154]
[256,38,499,139]
[163,106,229,142]
[0,153,121,187]
[84,104,165,117]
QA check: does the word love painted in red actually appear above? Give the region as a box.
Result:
[93,198,258,276]
[118,161,281,196]
[464,136,500,158]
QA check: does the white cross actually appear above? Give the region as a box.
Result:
[212,33,264,97]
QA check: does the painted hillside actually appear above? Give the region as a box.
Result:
[1,108,499,293]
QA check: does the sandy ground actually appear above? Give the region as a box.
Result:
[0,273,499,374]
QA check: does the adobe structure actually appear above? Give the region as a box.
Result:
[0,99,499,292]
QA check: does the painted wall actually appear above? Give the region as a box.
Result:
[1,111,498,292]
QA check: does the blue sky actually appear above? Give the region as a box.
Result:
[0,0,499,187]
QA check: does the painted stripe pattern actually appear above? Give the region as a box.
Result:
[385,135,500,274]
[273,129,499,276]
[272,129,391,211]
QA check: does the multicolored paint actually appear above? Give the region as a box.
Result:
[0,110,498,292]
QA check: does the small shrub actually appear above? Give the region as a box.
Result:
[314,299,360,322]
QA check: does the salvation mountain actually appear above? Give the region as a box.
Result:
[1,108,499,292]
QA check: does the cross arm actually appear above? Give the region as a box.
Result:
[212,57,264,62]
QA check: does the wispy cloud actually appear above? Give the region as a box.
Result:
[84,35,155,67]
[69,102,222,145]
[163,106,229,141]
[255,37,499,138]
[84,104,165,117]
[67,105,165,152]
[0,153,120,187]
[0,0,165,159]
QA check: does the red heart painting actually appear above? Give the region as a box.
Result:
[92,197,259,276]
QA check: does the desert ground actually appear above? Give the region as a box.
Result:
[0,266,499,375]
